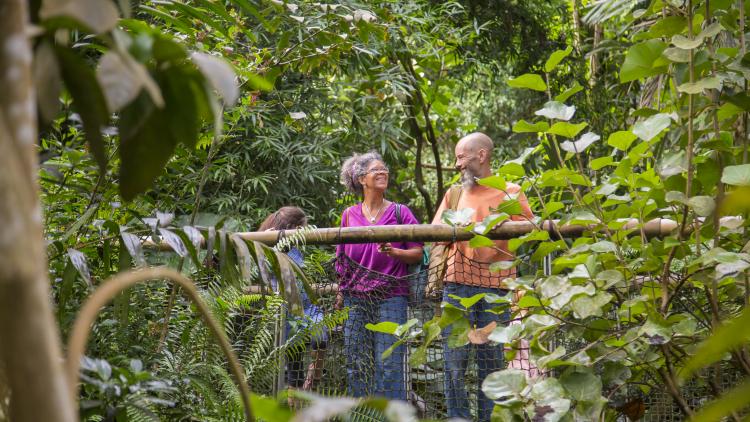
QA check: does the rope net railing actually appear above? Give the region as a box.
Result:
[240,245,543,421]
[228,241,747,422]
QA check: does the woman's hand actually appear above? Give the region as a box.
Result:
[378,242,396,257]
[379,244,423,265]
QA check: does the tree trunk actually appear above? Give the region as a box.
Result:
[0,1,76,420]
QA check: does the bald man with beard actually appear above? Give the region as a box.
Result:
[431,132,534,421]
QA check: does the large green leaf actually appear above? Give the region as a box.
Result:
[547,122,588,138]
[481,369,527,400]
[560,367,602,402]
[512,120,549,133]
[535,101,576,121]
[560,132,600,153]
[632,113,671,141]
[41,0,119,34]
[507,73,547,91]
[677,76,722,94]
[119,64,210,200]
[478,175,506,190]
[687,380,750,422]
[607,130,637,150]
[469,235,495,248]
[190,52,239,105]
[55,46,110,169]
[680,307,750,380]
[544,46,573,72]
[721,164,750,186]
[620,40,668,82]
[555,82,583,102]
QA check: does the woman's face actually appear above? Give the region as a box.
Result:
[359,160,389,193]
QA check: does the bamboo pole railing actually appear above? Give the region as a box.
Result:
[146,218,681,249]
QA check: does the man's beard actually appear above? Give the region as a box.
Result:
[460,167,478,188]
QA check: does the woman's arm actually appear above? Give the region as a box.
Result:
[378,243,423,264]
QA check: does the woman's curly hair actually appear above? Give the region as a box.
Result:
[339,151,385,195]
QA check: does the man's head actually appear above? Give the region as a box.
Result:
[454,132,493,188]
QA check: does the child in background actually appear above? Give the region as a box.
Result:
[258,207,326,404]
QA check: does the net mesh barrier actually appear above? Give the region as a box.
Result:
[235,245,539,421]
[232,245,744,421]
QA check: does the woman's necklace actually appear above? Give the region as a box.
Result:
[362,200,386,223]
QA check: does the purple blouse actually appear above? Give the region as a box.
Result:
[336,203,423,298]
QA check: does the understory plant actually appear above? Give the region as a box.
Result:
[431,1,750,420]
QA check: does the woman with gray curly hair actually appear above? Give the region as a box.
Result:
[335,151,423,401]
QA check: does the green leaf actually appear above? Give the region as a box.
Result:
[595,269,624,289]
[648,15,687,37]
[498,162,526,177]
[671,34,703,49]
[496,199,523,215]
[681,307,750,381]
[620,40,668,82]
[190,52,239,105]
[571,292,612,319]
[97,50,164,112]
[560,132,600,153]
[41,0,119,33]
[658,151,688,177]
[481,369,527,399]
[245,73,274,91]
[687,196,716,217]
[474,213,510,235]
[662,47,690,63]
[547,122,588,138]
[55,46,110,169]
[488,323,523,343]
[381,338,407,360]
[448,293,487,310]
[555,82,583,102]
[67,248,91,287]
[632,113,671,141]
[544,201,564,216]
[57,262,78,319]
[508,230,549,252]
[512,120,549,133]
[688,380,750,422]
[535,101,576,121]
[560,367,602,402]
[516,294,542,308]
[540,275,571,299]
[119,64,210,200]
[607,130,637,150]
[721,164,750,186]
[489,260,517,273]
[250,393,293,422]
[544,46,573,72]
[366,321,400,334]
[442,208,475,226]
[469,235,495,248]
[590,156,614,170]
[507,73,547,91]
[477,175,506,190]
[677,76,722,94]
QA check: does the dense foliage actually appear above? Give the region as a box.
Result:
[12,0,750,420]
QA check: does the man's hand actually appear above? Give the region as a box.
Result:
[425,281,441,300]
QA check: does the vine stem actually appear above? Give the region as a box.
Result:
[660,0,696,314]
[66,267,254,422]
